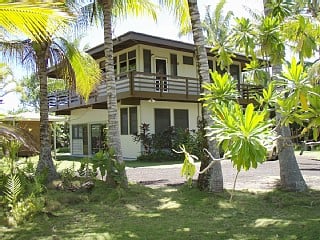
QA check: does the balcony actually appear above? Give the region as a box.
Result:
[48,71,263,114]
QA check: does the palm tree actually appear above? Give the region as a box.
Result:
[78,0,190,187]
[0,2,72,43]
[202,0,234,70]
[186,0,223,192]
[1,35,101,182]
[263,0,307,191]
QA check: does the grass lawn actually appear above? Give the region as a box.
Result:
[1,182,320,240]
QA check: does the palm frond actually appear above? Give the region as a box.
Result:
[113,0,158,21]
[0,2,73,42]
[56,37,101,101]
[159,0,190,33]
[4,174,22,205]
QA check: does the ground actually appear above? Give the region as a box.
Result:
[126,153,320,190]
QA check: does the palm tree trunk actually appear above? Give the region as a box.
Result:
[102,0,128,187]
[187,0,223,192]
[263,1,307,191]
[36,44,59,182]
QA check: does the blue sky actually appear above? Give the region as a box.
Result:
[0,0,263,114]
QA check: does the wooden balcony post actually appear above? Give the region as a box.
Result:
[129,71,134,95]
[160,75,163,97]
[186,78,189,98]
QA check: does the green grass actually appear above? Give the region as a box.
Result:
[1,182,320,240]
[54,153,184,168]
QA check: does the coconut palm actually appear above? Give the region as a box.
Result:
[0,35,101,182]
[0,2,72,43]
[77,0,190,187]
[186,0,223,192]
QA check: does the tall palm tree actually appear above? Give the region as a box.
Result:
[263,0,307,191]
[79,0,190,187]
[187,0,223,192]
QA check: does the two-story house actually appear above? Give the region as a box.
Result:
[48,31,260,159]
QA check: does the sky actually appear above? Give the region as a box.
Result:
[0,0,263,114]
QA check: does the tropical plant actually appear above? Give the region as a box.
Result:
[186,0,223,192]
[173,145,197,187]
[0,34,101,183]
[0,1,72,43]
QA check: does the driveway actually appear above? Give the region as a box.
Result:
[126,154,320,191]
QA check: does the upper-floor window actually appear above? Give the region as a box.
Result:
[143,49,152,73]
[119,50,137,74]
[170,54,178,76]
[99,58,117,74]
[230,64,240,82]
[99,60,105,73]
[183,56,194,65]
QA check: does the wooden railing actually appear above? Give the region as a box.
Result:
[48,71,263,111]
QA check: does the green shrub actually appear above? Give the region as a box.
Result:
[57,147,70,153]
[136,150,179,162]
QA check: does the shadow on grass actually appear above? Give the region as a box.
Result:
[2,182,320,240]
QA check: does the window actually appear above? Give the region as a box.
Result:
[129,107,138,134]
[113,57,117,74]
[128,50,136,71]
[155,109,170,134]
[230,64,240,82]
[143,49,152,73]
[119,53,127,74]
[183,56,194,65]
[91,124,106,154]
[216,63,227,75]
[99,60,105,73]
[170,54,178,76]
[120,107,138,135]
[208,60,213,72]
[174,109,189,130]
[120,108,128,135]
[72,125,83,139]
[119,50,137,74]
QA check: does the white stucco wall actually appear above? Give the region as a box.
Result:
[69,101,201,159]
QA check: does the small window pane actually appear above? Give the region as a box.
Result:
[230,64,240,81]
[170,54,178,76]
[174,109,189,130]
[120,108,128,135]
[183,56,194,65]
[129,107,138,134]
[143,49,152,73]
[128,59,136,71]
[99,60,106,73]
[119,53,126,62]
[155,109,170,134]
[128,50,136,59]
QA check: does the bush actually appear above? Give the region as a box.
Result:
[136,150,179,162]
[57,147,70,153]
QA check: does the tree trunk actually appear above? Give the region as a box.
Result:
[36,43,59,182]
[263,2,307,191]
[187,0,223,192]
[102,0,128,187]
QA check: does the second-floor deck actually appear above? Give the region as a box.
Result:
[48,71,263,114]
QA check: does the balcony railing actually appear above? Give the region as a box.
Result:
[48,71,263,111]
